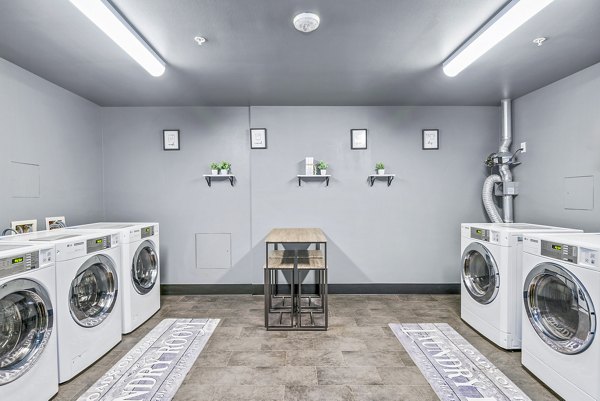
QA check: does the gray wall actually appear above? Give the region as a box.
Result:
[0,58,103,230]
[513,61,600,232]
[101,105,498,285]
[101,107,252,284]
[250,106,498,284]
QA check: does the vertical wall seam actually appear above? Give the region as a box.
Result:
[247,105,255,288]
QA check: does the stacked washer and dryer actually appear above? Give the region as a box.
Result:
[460,223,582,350]
[521,232,600,401]
[0,242,58,400]
[0,229,123,383]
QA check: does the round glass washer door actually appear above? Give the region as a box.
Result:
[461,242,500,304]
[524,262,596,355]
[0,278,53,385]
[69,255,118,328]
[132,240,158,295]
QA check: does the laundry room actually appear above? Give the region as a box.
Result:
[0,1,599,401]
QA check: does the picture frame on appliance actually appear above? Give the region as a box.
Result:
[422,129,439,150]
[250,128,267,149]
[163,129,180,151]
[351,129,367,149]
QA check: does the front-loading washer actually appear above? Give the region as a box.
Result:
[1,229,122,382]
[0,242,58,401]
[68,222,160,333]
[460,223,582,349]
[522,232,600,401]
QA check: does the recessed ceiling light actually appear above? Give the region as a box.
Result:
[443,0,554,77]
[69,0,165,77]
[532,37,547,46]
[293,13,320,33]
[194,36,207,46]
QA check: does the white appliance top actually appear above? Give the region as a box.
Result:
[0,228,115,243]
[526,232,600,249]
[462,222,581,233]
[71,222,139,229]
[0,242,38,254]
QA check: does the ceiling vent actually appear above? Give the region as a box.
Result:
[293,13,320,33]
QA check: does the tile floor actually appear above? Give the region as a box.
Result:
[51,294,561,401]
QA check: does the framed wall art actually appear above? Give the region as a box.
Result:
[422,129,439,150]
[250,128,267,149]
[351,129,367,150]
[163,129,180,150]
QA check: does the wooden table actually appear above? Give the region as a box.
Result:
[264,228,328,330]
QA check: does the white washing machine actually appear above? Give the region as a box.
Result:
[0,242,58,401]
[0,229,122,383]
[522,233,600,401]
[68,222,160,333]
[460,223,582,349]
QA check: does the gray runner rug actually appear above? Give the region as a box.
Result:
[389,323,531,401]
[77,318,219,401]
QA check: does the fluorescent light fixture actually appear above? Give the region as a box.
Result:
[443,0,554,77]
[69,0,165,77]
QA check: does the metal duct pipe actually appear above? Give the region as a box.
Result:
[499,99,513,223]
[482,175,504,223]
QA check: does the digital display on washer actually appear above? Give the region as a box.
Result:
[541,240,578,263]
[86,236,112,253]
[141,225,154,238]
[0,251,39,279]
[470,227,489,241]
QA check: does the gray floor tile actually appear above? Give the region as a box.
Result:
[285,385,354,401]
[316,366,382,385]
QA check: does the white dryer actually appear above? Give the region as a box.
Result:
[460,223,582,349]
[0,242,58,401]
[68,222,160,333]
[0,229,122,382]
[522,233,600,401]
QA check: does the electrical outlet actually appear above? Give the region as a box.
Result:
[520,142,527,153]
[11,219,37,234]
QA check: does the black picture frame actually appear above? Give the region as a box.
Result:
[351,129,368,150]
[163,129,180,151]
[250,128,267,149]
[422,129,439,150]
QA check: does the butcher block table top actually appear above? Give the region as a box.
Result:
[265,228,327,243]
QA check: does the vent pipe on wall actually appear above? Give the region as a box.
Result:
[482,99,519,223]
[498,99,514,222]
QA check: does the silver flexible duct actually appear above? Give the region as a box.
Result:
[482,175,504,223]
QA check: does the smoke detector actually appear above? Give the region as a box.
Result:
[293,13,320,33]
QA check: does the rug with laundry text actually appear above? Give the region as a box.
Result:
[389,323,531,401]
[77,318,219,401]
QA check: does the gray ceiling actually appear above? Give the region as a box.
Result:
[0,0,599,107]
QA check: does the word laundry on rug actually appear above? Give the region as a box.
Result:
[390,323,531,401]
[77,318,219,401]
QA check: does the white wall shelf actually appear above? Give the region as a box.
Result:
[203,174,235,187]
[297,175,330,186]
[368,174,395,187]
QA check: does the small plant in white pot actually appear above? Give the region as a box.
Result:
[210,162,219,175]
[219,161,231,175]
[317,161,328,175]
[376,162,385,175]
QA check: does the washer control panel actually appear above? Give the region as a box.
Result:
[141,225,154,239]
[541,240,578,264]
[470,227,489,241]
[0,251,40,279]
[579,247,598,268]
[86,235,113,253]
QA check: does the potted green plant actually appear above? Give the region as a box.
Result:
[219,161,231,175]
[210,162,219,175]
[317,161,328,175]
[376,162,385,175]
